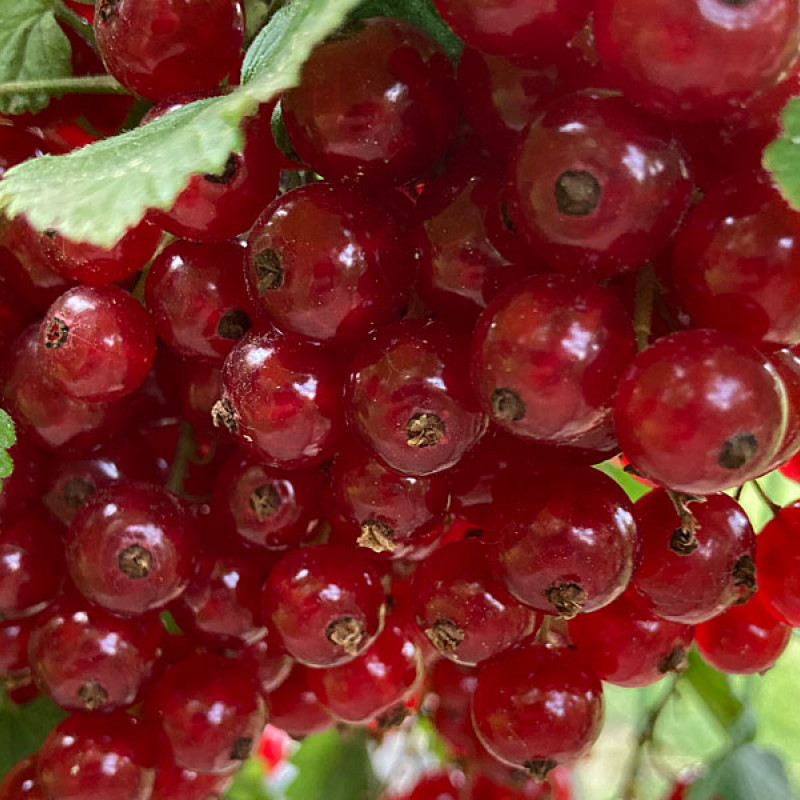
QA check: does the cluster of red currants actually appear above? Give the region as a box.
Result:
[2,0,800,798]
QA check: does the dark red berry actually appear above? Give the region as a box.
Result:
[755,502,800,626]
[0,429,41,524]
[239,623,294,697]
[151,744,232,800]
[267,664,335,737]
[0,756,46,800]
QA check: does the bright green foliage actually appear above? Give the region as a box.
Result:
[0,695,67,777]
[764,97,800,211]
[688,745,792,800]
[0,409,16,492]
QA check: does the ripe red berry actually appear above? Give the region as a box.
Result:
[238,622,293,696]
[262,544,386,668]
[282,17,458,185]
[0,429,41,524]
[0,756,46,800]
[755,502,800,626]
[150,744,233,800]
[614,329,788,493]
[472,641,603,778]
[267,664,335,738]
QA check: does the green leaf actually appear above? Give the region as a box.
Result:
[0,409,16,490]
[225,757,274,800]
[764,97,800,212]
[285,730,379,800]
[687,745,792,800]
[242,2,298,84]
[0,0,362,249]
[349,0,463,60]
[0,695,67,779]
[245,0,273,42]
[0,0,72,115]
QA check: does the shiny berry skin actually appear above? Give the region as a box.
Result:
[246,183,410,342]
[2,326,131,453]
[331,445,451,558]
[755,502,800,625]
[346,319,487,476]
[37,712,156,800]
[0,509,63,621]
[0,613,40,687]
[433,0,591,60]
[487,467,636,618]
[212,452,325,551]
[506,91,693,278]
[65,483,200,616]
[0,756,46,800]
[615,329,788,493]
[412,537,534,665]
[0,125,49,177]
[594,0,800,120]
[28,594,164,711]
[171,549,270,648]
[568,590,694,687]
[631,490,756,624]
[763,348,800,471]
[672,171,800,347]
[428,659,479,758]
[213,329,344,470]
[145,239,252,362]
[471,274,636,444]
[94,0,244,100]
[267,665,334,737]
[239,622,294,696]
[150,746,232,800]
[472,641,603,777]
[282,17,458,185]
[307,621,421,724]
[396,771,464,800]
[262,544,386,668]
[0,430,41,523]
[147,652,266,774]
[151,104,282,241]
[695,592,791,675]
[0,268,37,355]
[39,286,156,402]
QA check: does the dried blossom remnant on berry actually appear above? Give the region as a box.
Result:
[491,388,525,422]
[425,618,465,656]
[406,413,445,448]
[524,759,557,781]
[718,432,759,470]
[554,170,602,216]
[204,154,238,185]
[670,527,699,556]
[658,646,688,675]
[249,484,281,520]
[79,681,109,710]
[44,318,69,349]
[217,308,251,340]
[118,544,152,579]
[546,583,586,619]
[211,398,238,433]
[96,0,120,23]
[230,737,253,760]
[62,478,96,510]
[326,615,364,656]
[733,554,757,602]
[358,519,397,553]
[253,248,284,292]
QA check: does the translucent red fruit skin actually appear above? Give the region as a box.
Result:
[145,239,252,362]
[282,17,458,186]
[39,285,156,402]
[65,483,200,615]
[246,182,411,342]
[472,641,603,774]
[215,329,344,470]
[433,0,591,61]
[568,591,694,688]
[151,746,232,800]
[631,490,756,624]
[0,509,63,620]
[28,594,164,711]
[148,652,266,774]
[346,319,487,476]
[672,171,800,348]
[0,756,47,800]
[267,664,334,737]
[261,544,386,668]
[0,125,49,177]
[331,445,451,558]
[614,329,787,494]
[506,91,693,279]
[37,712,156,800]
[471,274,636,444]
[487,467,636,617]
[695,592,791,675]
[764,348,800,470]
[412,537,534,666]
[94,0,244,100]
[212,451,326,550]
[307,621,421,724]
[0,431,41,523]
[594,0,800,121]
[239,622,294,696]
[756,502,800,626]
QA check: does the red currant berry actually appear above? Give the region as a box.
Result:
[471,274,636,444]
[177,360,223,434]
[0,125,49,177]
[282,17,458,185]
[246,182,410,342]
[39,286,156,402]
[472,641,603,777]
[147,652,266,774]
[506,91,693,278]
[695,592,791,675]
[29,593,164,711]
[412,537,534,665]
[393,771,465,800]
[631,489,756,624]
[66,483,200,615]
[434,0,591,61]
[755,502,800,626]
[37,712,156,800]
[262,544,386,668]
[145,239,253,362]
[307,620,421,724]
[94,0,245,100]
[594,0,800,120]
[346,319,487,476]
[0,612,40,691]
[764,347,800,470]
[0,268,37,355]
[614,329,788,493]
[488,466,636,618]
[332,444,451,558]
[0,756,46,800]
[213,329,344,469]
[239,623,294,696]
[568,590,694,687]
[428,659,479,758]
[151,744,232,800]
[267,664,335,737]
[0,429,41,524]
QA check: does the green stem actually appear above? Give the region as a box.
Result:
[0,75,127,98]
[54,1,98,53]
[751,480,781,516]
[633,262,657,352]
[167,422,196,497]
